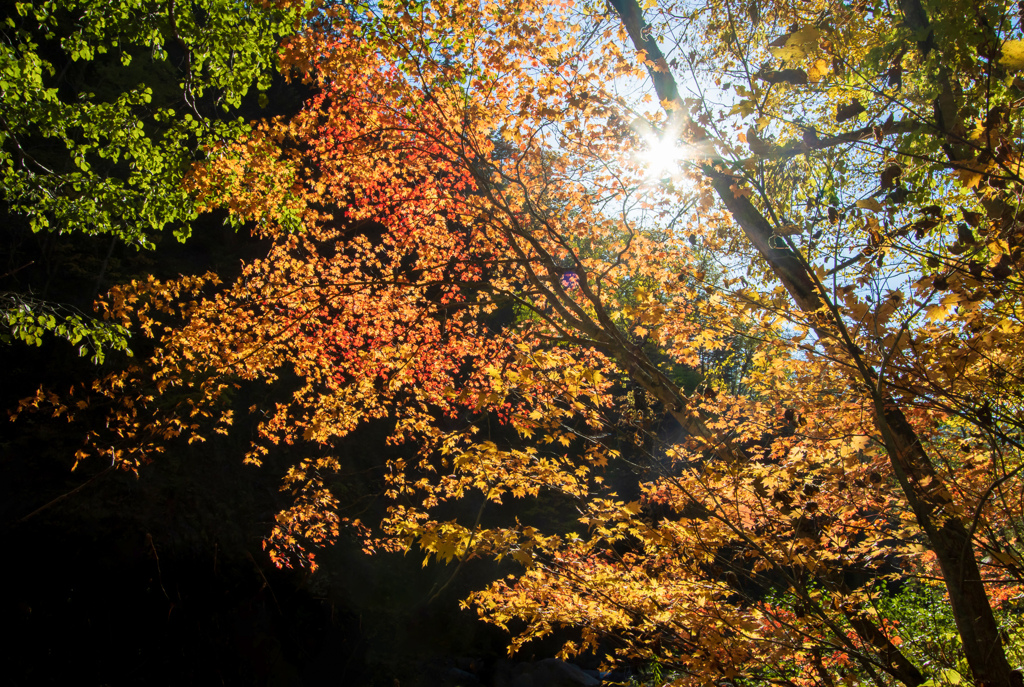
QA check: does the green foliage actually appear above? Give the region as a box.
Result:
[631,660,664,687]
[0,0,310,246]
[1,292,130,363]
[879,583,1024,687]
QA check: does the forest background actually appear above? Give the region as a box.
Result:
[3,0,1024,685]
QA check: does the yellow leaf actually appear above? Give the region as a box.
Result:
[855,198,883,213]
[807,59,829,81]
[769,27,821,61]
[926,302,952,322]
[1000,40,1024,70]
[955,165,985,189]
[775,223,803,236]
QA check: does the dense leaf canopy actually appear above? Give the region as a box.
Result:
[9,0,1024,685]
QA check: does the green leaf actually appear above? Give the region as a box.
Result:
[940,669,963,685]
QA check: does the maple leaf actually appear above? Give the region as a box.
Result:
[19,0,1024,684]
[730,184,752,199]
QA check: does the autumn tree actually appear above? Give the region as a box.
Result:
[17,0,1024,685]
[592,0,1024,683]
[477,0,1024,682]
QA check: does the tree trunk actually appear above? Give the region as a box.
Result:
[607,0,1018,683]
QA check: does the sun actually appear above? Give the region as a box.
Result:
[637,134,689,180]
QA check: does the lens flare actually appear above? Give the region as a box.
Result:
[638,134,689,180]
